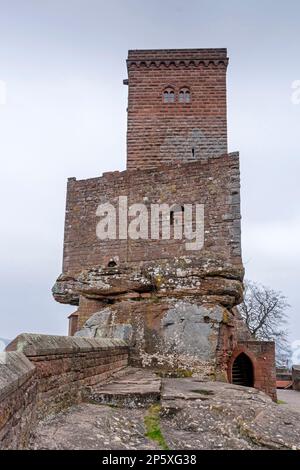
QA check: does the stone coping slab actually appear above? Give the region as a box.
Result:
[0,351,35,401]
[6,333,128,356]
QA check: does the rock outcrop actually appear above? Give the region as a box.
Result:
[53,257,244,378]
[29,368,300,450]
[53,256,244,307]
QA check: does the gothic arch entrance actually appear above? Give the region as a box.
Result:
[231,353,254,387]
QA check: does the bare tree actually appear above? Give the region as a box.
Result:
[238,280,290,367]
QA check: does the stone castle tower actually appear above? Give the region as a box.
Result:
[53,49,276,399]
[126,49,228,170]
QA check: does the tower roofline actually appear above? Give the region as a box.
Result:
[127,48,228,70]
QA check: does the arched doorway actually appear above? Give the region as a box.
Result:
[231,353,254,387]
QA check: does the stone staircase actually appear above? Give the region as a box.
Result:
[86,367,161,408]
[29,367,300,450]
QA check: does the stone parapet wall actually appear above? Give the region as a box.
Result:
[0,334,128,449]
[0,352,36,449]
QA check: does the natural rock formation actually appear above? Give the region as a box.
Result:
[29,368,300,450]
[53,257,244,379]
[53,256,244,307]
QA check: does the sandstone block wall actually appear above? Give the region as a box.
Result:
[126,49,228,170]
[51,47,276,402]
[0,334,128,449]
[292,365,300,391]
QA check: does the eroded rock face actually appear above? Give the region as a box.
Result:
[53,256,244,377]
[53,256,244,307]
[162,303,224,360]
[292,365,300,391]
[71,299,236,378]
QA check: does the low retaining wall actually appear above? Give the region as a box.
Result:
[0,351,36,449]
[0,334,128,449]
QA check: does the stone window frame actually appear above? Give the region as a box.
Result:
[163,86,175,103]
[178,87,191,103]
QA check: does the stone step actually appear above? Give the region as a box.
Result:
[85,367,161,408]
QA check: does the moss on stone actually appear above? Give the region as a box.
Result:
[155,368,193,378]
[189,389,214,396]
[144,404,169,450]
[222,310,230,324]
[154,275,163,289]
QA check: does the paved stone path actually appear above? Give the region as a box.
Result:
[30,368,300,450]
[277,389,300,414]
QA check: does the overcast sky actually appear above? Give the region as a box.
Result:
[0,0,299,347]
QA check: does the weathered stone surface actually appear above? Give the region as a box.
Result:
[0,351,37,450]
[74,328,96,338]
[0,352,35,400]
[72,298,233,376]
[29,403,158,450]
[6,333,127,355]
[52,255,249,384]
[232,306,252,341]
[85,308,112,328]
[74,307,134,344]
[162,302,224,360]
[0,333,129,449]
[51,48,275,401]
[52,255,246,377]
[53,257,244,307]
[277,389,300,413]
[160,379,300,450]
[107,324,133,343]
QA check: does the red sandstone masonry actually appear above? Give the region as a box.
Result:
[55,48,276,403]
[0,334,129,449]
[126,49,228,170]
[63,154,241,275]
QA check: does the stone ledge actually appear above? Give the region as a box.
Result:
[1,333,129,449]
[6,333,128,356]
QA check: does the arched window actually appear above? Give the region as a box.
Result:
[179,88,190,103]
[163,87,175,103]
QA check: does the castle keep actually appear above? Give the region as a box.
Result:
[53,49,276,398]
